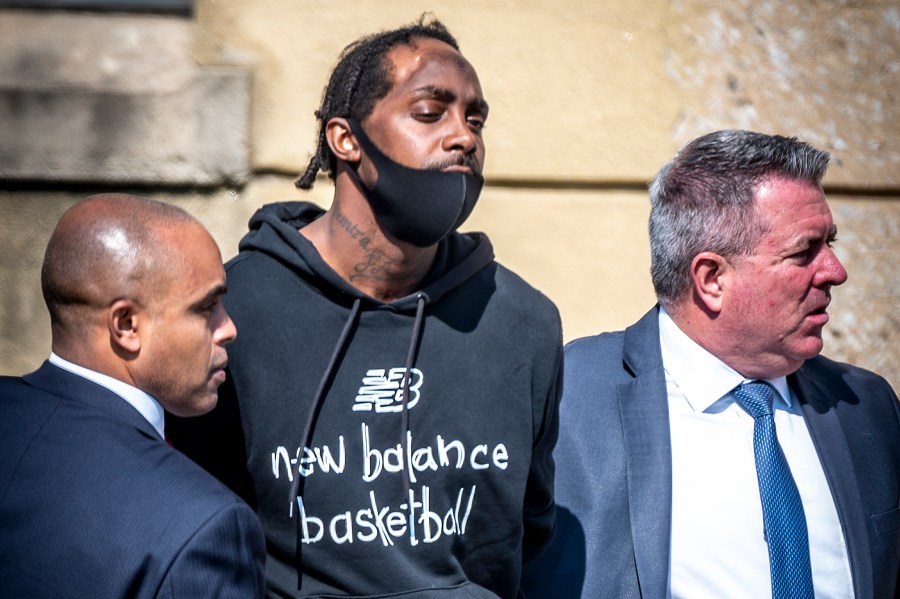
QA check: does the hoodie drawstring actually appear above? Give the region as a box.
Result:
[289,293,428,589]
[292,297,361,589]
[399,293,427,504]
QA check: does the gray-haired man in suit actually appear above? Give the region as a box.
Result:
[523,130,899,599]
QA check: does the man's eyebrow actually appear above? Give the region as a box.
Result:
[193,284,228,307]
[412,85,489,113]
[413,85,456,101]
[788,225,839,251]
[810,225,839,244]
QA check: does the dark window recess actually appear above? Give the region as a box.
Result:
[0,0,191,16]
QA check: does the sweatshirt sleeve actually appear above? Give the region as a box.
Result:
[521,342,564,564]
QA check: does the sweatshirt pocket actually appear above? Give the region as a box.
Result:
[872,505,900,536]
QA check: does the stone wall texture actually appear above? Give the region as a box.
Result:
[1,1,897,388]
[0,12,250,184]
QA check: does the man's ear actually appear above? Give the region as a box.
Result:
[108,299,142,355]
[325,118,361,163]
[690,251,730,314]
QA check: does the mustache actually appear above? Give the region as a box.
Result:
[425,153,481,174]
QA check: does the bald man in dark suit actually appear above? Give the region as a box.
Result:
[0,195,266,598]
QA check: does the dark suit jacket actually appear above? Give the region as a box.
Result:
[522,307,900,599]
[0,362,267,599]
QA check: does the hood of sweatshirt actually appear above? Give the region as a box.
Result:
[238,201,495,312]
[235,201,499,592]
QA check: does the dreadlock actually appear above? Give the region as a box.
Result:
[295,14,459,189]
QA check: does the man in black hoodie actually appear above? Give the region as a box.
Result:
[168,15,563,599]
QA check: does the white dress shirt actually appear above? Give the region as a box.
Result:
[659,308,854,599]
[49,352,166,441]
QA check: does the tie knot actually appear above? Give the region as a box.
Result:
[734,381,775,418]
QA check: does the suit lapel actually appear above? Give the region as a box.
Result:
[792,365,873,599]
[24,361,162,443]
[618,308,672,599]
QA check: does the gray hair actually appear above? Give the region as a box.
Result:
[649,130,829,308]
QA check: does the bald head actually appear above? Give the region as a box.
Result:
[41,194,197,342]
[41,194,236,415]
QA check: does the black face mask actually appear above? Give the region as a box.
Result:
[345,118,484,247]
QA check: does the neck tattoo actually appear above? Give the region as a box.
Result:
[334,206,371,249]
[350,248,399,284]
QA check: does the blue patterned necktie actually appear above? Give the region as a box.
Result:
[733,381,814,599]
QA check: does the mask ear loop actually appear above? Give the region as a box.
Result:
[340,119,371,191]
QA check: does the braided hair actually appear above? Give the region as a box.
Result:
[295,14,459,189]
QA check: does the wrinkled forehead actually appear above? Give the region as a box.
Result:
[385,37,483,95]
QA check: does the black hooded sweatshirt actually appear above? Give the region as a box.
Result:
[169,202,563,598]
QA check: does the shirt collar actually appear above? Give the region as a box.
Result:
[49,353,166,440]
[658,308,792,412]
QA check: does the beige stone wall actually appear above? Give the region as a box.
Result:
[1,1,897,388]
[191,0,898,186]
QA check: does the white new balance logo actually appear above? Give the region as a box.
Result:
[353,367,423,413]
